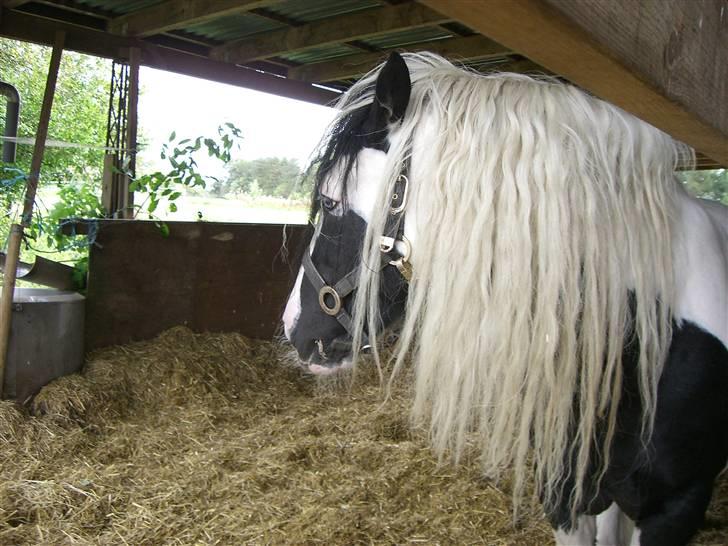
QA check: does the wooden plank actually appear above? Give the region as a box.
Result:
[289,35,511,82]
[211,3,451,64]
[121,47,140,219]
[85,221,309,350]
[101,154,115,215]
[2,0,32,8]
[420,0,728,166]
[143,45,338,105]
[0,10,339,105]
[108,0,276,37]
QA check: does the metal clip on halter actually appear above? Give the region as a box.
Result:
[389,236,413,281]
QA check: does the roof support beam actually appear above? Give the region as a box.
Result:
[289,35,512,82]
[108,0,277,37]
[0,9,338,105]
[420,0,728,166]
[2,0,32,7]
[211,3,450,64]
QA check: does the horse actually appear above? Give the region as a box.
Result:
[282,52,728,546]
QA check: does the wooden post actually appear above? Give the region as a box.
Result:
[121,47,139,219]
[0,31,65,398]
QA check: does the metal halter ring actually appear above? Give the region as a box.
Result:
[318,285,342,316]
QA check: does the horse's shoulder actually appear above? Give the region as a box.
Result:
[673,192,728,347]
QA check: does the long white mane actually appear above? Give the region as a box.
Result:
[341,53,690,518]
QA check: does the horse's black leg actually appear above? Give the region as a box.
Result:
[634,481,714,546]
[607,320,728,545]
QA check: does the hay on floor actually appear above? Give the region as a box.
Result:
[0,327,725,545]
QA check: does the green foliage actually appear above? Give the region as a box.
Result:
[678,169,728,205]
[220,156,311,199]
[0,38,110,182]
[29,180,105,252]
[130,123,242,219]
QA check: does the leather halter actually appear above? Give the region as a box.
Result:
[302,164,412,357]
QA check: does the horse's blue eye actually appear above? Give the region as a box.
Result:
[321,196,338,211]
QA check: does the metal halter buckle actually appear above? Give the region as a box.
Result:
[390,174,409,215]
[318,285,342,316]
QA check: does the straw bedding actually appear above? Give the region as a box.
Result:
[0,327,726,545]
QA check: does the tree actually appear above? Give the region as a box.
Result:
[1,38,110,250]
[678,169,728,205]
[0,38,111,182]
[224,157,309,198]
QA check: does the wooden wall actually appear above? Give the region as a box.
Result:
[85,221,308,350]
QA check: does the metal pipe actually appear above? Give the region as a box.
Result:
[0,81,20,163]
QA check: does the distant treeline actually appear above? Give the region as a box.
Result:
[212,157,313,200]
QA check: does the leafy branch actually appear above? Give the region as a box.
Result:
[130,123,242,219]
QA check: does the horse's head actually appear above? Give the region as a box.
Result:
[282,52,412,375]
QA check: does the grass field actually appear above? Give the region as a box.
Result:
[153,193,309,224]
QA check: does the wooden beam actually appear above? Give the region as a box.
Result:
[419,0,728,166]
[289,35,511,83]
[0,9,339,105]
[108,0,277,37]
[2,0,32,8]
[211,3,450,64]
[121,47,139,218]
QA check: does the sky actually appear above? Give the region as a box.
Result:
[136,67,337,178]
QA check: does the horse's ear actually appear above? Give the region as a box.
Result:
[365,52,411,135]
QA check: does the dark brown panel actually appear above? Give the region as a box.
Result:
[85,221,308,350]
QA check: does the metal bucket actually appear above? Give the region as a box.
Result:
[2,288,85,402]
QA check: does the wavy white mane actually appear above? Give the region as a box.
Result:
[338,53,690,518]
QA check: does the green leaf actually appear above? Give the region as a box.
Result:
[169,202,178,213]
[168,130,176,142]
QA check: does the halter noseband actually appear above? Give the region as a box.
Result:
[302,165,412,358]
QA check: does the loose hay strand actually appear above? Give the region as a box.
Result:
[1,327,725,544]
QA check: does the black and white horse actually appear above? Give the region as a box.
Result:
[282,52,728,546]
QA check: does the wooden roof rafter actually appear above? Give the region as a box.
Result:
[289,35,513,83]
[108,0,279,37]
[209,2,451,64]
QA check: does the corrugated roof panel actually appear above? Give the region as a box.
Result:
[184,13,284,42]
[75,0,161,15]
[362,27,454,50]
[268,0,382,23]
[280,43,360,65]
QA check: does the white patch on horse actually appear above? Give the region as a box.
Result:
[309,359,353,376]
[673,192,728,347]
[282,268,304,340]
[282,221,323,341]
[596,502,636,545]
[554,516,596,545]
[349,147,388,222]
